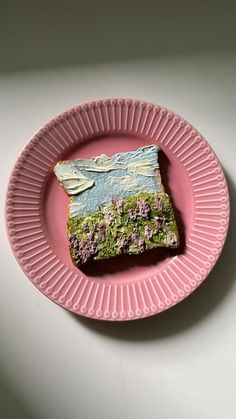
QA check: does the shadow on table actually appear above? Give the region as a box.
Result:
[0,372,35,419]
[71,169,235,341]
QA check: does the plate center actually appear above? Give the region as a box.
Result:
[43,134,193,282]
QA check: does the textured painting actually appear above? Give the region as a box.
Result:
[54,145,179,267]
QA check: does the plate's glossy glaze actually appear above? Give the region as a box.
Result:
[6,99,230,320]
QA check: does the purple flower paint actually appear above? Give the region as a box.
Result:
[166,231,177,246]
[144,225,153,239]
[112,196,125,214]
[155,196,163,211]
[102,208,115,226]
[128,209,137,220]
[98,223,106,239]
[137,199,150,218]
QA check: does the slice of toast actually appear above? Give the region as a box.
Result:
[54,145,179,266]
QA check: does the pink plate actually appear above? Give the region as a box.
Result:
[5,98,230,321]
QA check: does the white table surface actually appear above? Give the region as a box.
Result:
[1,51,236,419]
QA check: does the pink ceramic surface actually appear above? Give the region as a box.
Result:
[6,99,230,321]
